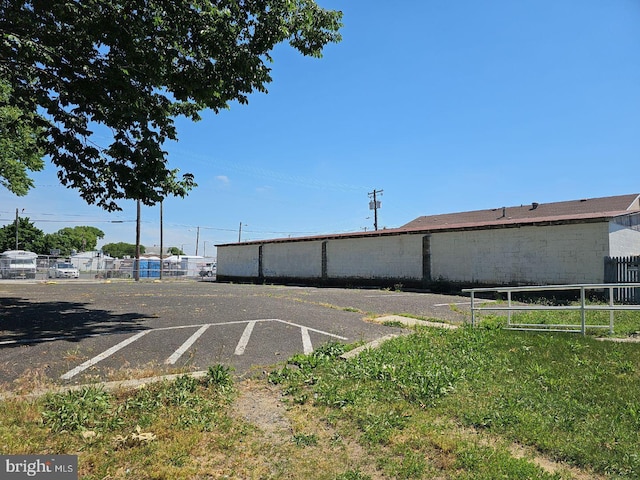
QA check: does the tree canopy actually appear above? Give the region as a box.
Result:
[44,226,105,256]
[0,217,46,253]
[0,220,105,255]
[0,81,46,195]
[0,1,342,210]
[101,242,146,258]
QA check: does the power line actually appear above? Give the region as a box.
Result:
[1,207,330,239]
[0,217,136,224]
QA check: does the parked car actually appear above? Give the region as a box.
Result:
[48,262,80,279]
[198,263,216,277]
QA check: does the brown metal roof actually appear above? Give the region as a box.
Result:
[217,194,640,247]
[400,193,640,231]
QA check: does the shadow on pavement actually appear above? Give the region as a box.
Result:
[0,297,151,345]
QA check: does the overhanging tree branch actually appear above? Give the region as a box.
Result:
[0,0,342,209]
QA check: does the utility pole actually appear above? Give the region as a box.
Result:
[195,226,200,255]
[160,200,164,280]
[368,189,383,231]
[14,208,18,250]
[135,200,141,282]
[238,222,244,242]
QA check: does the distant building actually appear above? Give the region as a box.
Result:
[70,251,115,273]
[216,193,640,288]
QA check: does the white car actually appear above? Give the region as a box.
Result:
[199,263,216,277]
[48,262,80,279]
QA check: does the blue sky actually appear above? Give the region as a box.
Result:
[1,0,639,257]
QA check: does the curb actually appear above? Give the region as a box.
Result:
[340,315,458,360]
[0,370,209,402]
[371,314,459,329]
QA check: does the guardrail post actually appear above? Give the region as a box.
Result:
[470,291,475,327]
[580,286,586,336]
[609,286,614,335]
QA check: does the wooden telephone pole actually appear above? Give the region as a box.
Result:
[368,189,383,231]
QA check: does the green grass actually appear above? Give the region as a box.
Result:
[1,366,239,479]
[270,325,640,478]
[445,326,640,477]
[1,322,639,478]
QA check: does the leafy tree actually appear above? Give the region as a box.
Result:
[102,242,145,258]
[0,80,45,195]
[43,232,73,257]
[0,217,46,253]
[167,246,185,255]
[44,226,105,256]
[0,1,342,210]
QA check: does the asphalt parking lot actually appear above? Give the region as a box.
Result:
[0,280,471,391]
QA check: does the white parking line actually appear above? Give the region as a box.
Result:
[234,321,256,356]
[60,330,149,380]
[273,319,348,340]
[165,325,210,365]
[59,318,350,380]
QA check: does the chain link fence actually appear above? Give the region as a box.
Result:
[32,255,214,280]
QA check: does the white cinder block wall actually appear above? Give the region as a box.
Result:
[326,235,423,279]
[217,219,639,285]
[609,221,640,257]
[216,244,259,277]
[262,241,323,278]
[430,223,609,284]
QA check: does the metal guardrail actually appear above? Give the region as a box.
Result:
[462,283,640,335]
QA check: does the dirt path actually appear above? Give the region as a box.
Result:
[233,380,292,441]
[233,380,607,480]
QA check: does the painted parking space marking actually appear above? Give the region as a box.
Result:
[60,330,150,380]
[165,324,210,365]
[273,319,348,340]
[234,321,256,356]
[60,319,348,380]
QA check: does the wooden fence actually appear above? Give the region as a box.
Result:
[604,256,640,302]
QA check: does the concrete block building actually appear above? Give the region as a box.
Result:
[216,194,640,288]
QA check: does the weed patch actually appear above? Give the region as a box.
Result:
[42,386,121,433]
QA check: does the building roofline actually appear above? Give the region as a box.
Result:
[216,210,635,247]
[216,194,640,247]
